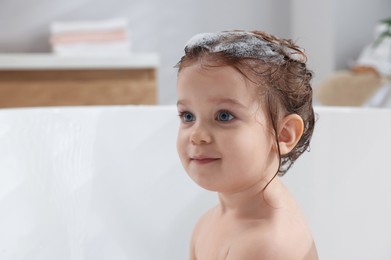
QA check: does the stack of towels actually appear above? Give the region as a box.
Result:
[49,18,131,56]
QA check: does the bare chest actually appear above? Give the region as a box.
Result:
[194,218,251,260]
[194,227,232,260]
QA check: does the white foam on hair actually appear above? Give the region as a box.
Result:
[286,50,306,63]
[214,37,276,58]
[184,31,305,63]
[184,33,219,51]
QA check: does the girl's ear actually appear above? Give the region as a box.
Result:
[277,114,304,155]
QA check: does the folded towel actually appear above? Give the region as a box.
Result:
[49,17,131,56]
[50,17,129,34]
[50,29,128,45]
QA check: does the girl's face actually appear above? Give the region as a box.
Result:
[176,62,279,193]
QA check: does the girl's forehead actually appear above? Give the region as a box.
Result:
[183,61,262,92]
[179,62,250,89]
[177,64,261,106]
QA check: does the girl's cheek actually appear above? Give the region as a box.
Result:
[177,131,188,152]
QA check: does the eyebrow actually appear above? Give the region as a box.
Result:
[210,98,248,109]
[176,100,187,107]
[177,98,248,109]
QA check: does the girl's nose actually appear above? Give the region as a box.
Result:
[190,125,212,145]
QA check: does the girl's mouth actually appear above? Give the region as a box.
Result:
[191,158,220,164]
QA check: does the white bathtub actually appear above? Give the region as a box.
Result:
[0,106,390,260]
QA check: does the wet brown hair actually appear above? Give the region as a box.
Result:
[175,30,315,176]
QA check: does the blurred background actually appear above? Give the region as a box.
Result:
[0,0,390,106]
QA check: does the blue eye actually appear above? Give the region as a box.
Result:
[180,112,195,122]
[216,111,234,122]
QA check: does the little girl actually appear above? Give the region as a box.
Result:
[175,30,318,260]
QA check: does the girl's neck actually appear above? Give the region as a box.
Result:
[217,177,286,219]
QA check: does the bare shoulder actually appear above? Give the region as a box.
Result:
[191,206,217,238]
[226,224,318,260]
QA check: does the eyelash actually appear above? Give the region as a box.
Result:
[177,111,236,123]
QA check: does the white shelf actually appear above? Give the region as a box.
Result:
[0,53,159,70]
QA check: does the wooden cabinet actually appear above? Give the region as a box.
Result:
[0,54,159,108]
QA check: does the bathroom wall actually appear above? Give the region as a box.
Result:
[1,0,389,103]
[0,0,290,105]
[291,0,391,85]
